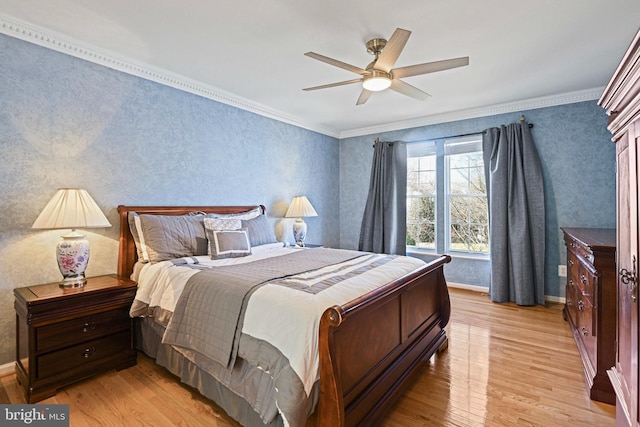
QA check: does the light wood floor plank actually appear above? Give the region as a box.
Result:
[0,287,615,426]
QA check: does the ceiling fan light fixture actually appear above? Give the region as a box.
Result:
[362,71,392,91]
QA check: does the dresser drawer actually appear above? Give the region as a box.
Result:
[576,298,597,368]
[36,307,131,353]
[565,280,578,326]
[37,330,131,380]
[576,264,597,306]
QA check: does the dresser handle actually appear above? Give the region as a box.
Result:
[577,300,584,311]
[568,279,574,286]
[580,274,587,285]
[83,346,96,358]
[82,322,96,333]
[581,326,588,336]
[568,259,573,267]
[620,255,638,303]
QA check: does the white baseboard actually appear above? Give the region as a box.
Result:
[0,361,14,378]
[447,282,489,293]
[447,282,566,304]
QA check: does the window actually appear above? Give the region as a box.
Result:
[406,135,489,256]
[407,146,436,249]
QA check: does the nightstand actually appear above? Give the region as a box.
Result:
[14,274,138,403]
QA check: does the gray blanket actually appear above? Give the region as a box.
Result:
[162,248,363,368]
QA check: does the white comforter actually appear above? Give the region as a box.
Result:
[133,245,426,397]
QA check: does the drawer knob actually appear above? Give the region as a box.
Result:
[577,300,584,311]
[82,322,96,333]
[580,274,587,285]
[83,346,96,358]
[568,259,573,267]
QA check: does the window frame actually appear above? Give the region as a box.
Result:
[406,134,489,259]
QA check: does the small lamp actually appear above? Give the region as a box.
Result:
[285,196,318,247]
[32,188,111,287]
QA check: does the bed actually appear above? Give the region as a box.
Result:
[117,204,451,427]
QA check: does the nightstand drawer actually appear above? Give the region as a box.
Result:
[36,307,131,352]
[37,330,131,379]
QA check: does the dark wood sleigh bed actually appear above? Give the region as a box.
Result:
[117,204,451,427]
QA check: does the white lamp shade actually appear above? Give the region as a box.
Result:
[285,196,318,218]
[32,188,111,229]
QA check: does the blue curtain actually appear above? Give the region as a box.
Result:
[482,122,545,305]
[359,140,407,255]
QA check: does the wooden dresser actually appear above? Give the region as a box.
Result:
[562,227,616,404]
[14,274,137,403]
[599,27,640,427]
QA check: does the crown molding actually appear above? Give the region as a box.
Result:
[0,15,340,138]
[1,14,603,141]
[338,87,605,138]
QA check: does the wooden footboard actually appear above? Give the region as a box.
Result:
[317,254,451,427]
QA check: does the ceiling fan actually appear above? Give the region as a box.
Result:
[303,28,469,105]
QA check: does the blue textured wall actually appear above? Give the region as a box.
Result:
[340,101,616,299]
[0,31,617,366]
[0,34,339,365]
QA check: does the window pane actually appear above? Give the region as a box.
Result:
[469,225,489,252]
[449,196,468,223]
[469,166,486,194]
[418,171,436,194]
[407,223,435,248]
[445,139,488,254]
[450,224,468,249]
[407,197,435,222]
[449,168,469,194]
[469,196,488,224]
[406,193,435,249]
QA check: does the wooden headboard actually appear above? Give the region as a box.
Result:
[116,205,266,279]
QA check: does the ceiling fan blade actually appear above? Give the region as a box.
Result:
[375,28,411,73]
[304,52,369,75]
[303,78,363,91]
[390,79,431,101]
[392,56,469,79]
[356,89,373,105]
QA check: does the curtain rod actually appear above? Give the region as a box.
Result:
[373,115,533,145]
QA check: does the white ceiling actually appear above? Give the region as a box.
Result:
[1,1,639,138]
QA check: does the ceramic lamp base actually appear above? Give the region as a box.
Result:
[292,218,308,247]
[56,230,90,287]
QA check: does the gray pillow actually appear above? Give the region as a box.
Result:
[128,212,148,262]
[206,228,251,259]
[242,215,277,247]
[136,214,208,263]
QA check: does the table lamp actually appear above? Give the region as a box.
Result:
[285,196,318,247]
[32,188,111,287]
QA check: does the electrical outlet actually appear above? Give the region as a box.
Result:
[558,265,567,277]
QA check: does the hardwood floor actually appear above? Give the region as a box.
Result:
[0,287,615,426]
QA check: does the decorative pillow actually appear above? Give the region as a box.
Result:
[205,206,263,221]
[203,217,242,231]
[136,214,208,263]
[242,215,278,247]
[206,229,251,259]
